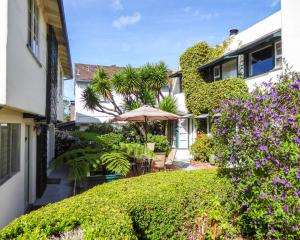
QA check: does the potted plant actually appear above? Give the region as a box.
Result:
[147,134,171,163]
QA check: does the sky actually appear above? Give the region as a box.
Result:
[63,0,281,100]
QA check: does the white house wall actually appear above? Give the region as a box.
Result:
[281,0,300,72]
[245,69,282,92]
[0,0,8,105]
[75,82,124,124]
[0,109,37,229]
[227,11,282,53]
[6,0,48,116]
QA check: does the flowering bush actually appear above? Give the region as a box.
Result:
[214,72,300,239]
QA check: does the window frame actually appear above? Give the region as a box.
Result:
[213,65,221,80]
[27,0,40,60]
[274,41,282,69]
[248,44,274,77]
[0,123,21,186]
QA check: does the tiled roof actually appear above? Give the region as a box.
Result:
[75,63,125,81]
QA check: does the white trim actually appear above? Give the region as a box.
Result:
[274,41,282,69]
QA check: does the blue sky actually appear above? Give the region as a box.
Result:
[63,0,281,100]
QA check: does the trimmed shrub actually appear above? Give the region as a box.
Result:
[0,169,238,239]
[190,134,213,162]
[147,134,170,153]
[214,72,300,239]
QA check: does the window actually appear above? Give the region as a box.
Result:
[249,46,273,76]
[275,41,282,68]
[0,124,21,185]
[28,0,39,58]
[213,65,220,80]
[222,59,237,79]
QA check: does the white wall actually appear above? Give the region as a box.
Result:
[226,11,281,53]
[245,69,282,92]
[0,0,8,105]
[75,81,124,124]
[0,108,36,229]
[281,0,300,72]
[6,0,48,116]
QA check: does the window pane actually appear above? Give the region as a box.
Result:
[250,46,273,76]
[276,57,282,68]
[0,123,21,185]
[0,124,9,180]
[222,59,237,79]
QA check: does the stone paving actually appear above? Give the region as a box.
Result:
[34,167,72,206]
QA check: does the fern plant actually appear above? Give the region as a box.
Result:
[100,152,131,176]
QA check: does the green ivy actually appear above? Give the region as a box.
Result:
[179,41,248,115]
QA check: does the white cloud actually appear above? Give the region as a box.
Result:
[112,12,142,29]
[183,6,218,19]
[271,0,280,8]
[112,0,123,10]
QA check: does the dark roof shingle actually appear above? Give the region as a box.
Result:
[75,63,124,81]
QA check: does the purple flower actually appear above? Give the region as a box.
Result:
[259,145,268,151]
[259,194,264,199]
[283,206,288,212]
[255,160,260,168]
[296,173,300,179]
[291,82,299,90]
[294,136,300,144]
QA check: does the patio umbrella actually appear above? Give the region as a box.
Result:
[112,105,181,143]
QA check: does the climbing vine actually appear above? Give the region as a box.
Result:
[179,41,248,115]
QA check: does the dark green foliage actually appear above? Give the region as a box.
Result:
[179,41,248,115]
[55,130,82,157]
[85,123,114,135]
[0,169,239,239]
[147,134,170,153]
[190,135,213,162]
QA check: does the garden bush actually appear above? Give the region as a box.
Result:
[214,72,300,239]
[190,134,213,162]
[0,169,239,240]
[147,134,170,153]
[85,122,114,135]
[55,130,81,157]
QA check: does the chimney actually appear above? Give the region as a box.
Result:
[229,29,239,36]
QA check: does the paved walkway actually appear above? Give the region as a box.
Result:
[34,167,72,206]
[172,159,216,170]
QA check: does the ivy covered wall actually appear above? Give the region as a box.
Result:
[179,41,248,115]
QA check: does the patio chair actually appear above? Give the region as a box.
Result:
[152,153,166,171]
[165,149,177,169]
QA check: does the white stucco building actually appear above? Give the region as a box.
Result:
[0,0,72,228]
[170,0,300,157]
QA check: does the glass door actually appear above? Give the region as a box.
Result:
[24,125,30,209]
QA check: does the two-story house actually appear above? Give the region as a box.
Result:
[169,0,300,158]
[0,0,72,228]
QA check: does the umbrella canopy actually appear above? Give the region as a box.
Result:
[112,105,181,122]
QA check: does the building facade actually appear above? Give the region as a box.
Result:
[0,0,72,228]
[170,0,300,155]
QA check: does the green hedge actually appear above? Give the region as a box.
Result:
[179,41,248,115]
[0,169,238,239]
[190,135,213,162]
